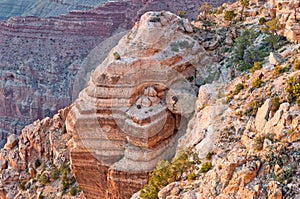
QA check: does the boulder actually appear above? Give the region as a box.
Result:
[269,52,284,65]
[255,99,272,132]
[4,134,18,150]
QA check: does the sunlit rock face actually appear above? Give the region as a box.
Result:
[66,11,209,199]
[266,0,300,43]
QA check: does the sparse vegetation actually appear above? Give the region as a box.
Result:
[50,164,60,180]
[200,162,212,173]
[38,172,49,185]
[259,17,266,25]
[224,10,236,21]
[250,62,262,73]
[70,186,78,196]
[246,100,263,116]
[178,10,186,18]
[18,180,27,190]
[113,52,121,60]
[206,151,213,160]
[271,97,280,113]
[252,77,264,88]
[140,148,199,199]
[293,60,300,71]
[253,135,265,150]
[286,73,300,100]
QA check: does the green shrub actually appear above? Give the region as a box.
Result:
[113,52,121,60]
[140,148,198,199]
[252,77,264,88]
[253,135,265,150]
[287,129,294,136]
[206,152,213,160]
[234,83,245,95]
[286,73,300,99]
[230,29,268,71]
[187,172,197,181]
[200,162,212,173]
[224,10,236,21]
[70,186,77,196]
[250,62,262,73]
[271,97,280,113]
[50,165,60,180]
[293,60,300,71]
[38,173,49,185]
[178,10,186,18]
[18,181,27,190]
[246,100,263,116]
[259,17,266,25]
[273,65,283,76]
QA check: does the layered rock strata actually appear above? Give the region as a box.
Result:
[0,0,232,141]
[66,11,207,199]
[0,0,108,20]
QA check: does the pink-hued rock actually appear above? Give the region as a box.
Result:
[66,11,208,199]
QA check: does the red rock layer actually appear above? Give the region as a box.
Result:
[66,11,207,199]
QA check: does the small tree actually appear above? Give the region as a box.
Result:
[239,0,250,20]
[224,10,236,21]
[264,18,281,35]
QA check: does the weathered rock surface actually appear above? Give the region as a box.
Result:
[0,107,79,198]
[66,11,210,199]
[266,0,300,43]
[0,0,234,142]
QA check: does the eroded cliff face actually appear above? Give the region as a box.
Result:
[66,11,210,199]
[0,0,233,143]
[0,107,77,198]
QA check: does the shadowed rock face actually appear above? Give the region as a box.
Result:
[0,0,235,142]
[66,11,207,199]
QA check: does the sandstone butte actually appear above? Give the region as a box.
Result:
[65,11,209,199]
[0,0,233,144]
[1,0,300,199]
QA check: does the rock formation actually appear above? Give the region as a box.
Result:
[0,0,232,143]
[66,11,209,199]
[0,106,77,198]
[266,0,300,43]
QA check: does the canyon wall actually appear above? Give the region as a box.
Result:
[0,0,108,20]
[66,11,210,199]
[2,0,231,142]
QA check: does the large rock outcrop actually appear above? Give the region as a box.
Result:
[66,11,209,199]
[0,0,233,143]
[0,107,76,198]
[266,0,300,43]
